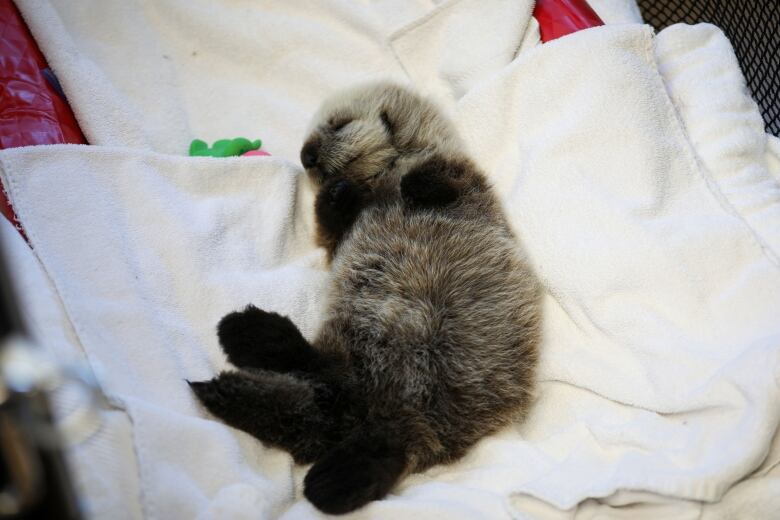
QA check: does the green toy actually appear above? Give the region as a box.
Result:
[189,137,262,157]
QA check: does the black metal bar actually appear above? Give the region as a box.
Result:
[0,239,82,520]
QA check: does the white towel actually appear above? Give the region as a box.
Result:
[5,0,780,518]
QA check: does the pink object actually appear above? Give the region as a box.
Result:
[242,149,271,157]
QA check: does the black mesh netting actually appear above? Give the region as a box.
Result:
[637,0,779,136]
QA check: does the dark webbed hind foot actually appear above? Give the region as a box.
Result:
[401,154,482,209]
[188,370,334,464]
[217,305,320,372]
[304,431,407,515]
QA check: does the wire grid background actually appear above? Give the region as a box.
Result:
[637,0,779,136]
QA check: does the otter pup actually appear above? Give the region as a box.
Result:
[189,82,542,515]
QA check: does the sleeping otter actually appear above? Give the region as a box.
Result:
[189,81,542,515]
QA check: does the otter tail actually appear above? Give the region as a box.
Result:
[303,427,408,515]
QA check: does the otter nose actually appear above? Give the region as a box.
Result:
[300,142,319,168]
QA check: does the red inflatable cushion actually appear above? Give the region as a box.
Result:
[533,0,604,43]
[0,0,87,237]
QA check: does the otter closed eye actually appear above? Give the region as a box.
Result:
[330,118,351,132]
[380,111,393,134]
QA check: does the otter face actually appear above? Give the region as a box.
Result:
[300,82,461,190]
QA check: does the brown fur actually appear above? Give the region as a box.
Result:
[190,81,542,515]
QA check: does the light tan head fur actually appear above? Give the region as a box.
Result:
[300,82,464,191]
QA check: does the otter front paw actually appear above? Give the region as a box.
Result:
[401,155,466,209]
[315,179,365,233]
[217,305,314,372]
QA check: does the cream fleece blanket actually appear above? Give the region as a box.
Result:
[4,0,780,518]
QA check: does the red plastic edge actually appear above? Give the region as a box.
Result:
[533,0,605,43]
[0,0,88,238]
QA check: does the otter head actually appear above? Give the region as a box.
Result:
[300,81,462,191]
